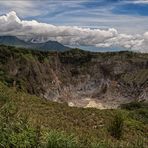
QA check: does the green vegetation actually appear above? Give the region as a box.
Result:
[0,97,37,147]
[0,82,147,147]
[0,45,148,147]
[108,113,124,140]
[45,131,77,148]
[120,101,142,110]
[121,101,148,124]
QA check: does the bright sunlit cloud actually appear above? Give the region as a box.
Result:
[0,11,148,52]
[0,0,147,52]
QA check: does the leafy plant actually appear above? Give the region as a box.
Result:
[45,130,77,148]
[0,101,37,147]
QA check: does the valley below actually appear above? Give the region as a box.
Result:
[0,45,148,147]
[0,45,148,109]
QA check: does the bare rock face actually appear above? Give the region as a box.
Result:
[0,46,148,109]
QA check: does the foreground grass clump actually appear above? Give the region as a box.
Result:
[0,103,37,147]
[108,113,124,140]
[0,97,78,148]
[45,131,77,148]
[0,81,147,147]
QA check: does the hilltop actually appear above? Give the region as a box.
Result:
[0,36,70,51]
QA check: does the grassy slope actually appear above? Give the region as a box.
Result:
[0,82,147,147]
[0,45,148,147]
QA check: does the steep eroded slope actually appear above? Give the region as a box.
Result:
[0,45,148,108]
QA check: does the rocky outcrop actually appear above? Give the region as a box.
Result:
[0,46,148,108]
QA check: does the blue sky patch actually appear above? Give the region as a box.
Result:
[0,0,148,34]
[112,3,148,16]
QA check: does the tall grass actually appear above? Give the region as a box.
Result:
[44,131,78,148]
[108,113,124,140]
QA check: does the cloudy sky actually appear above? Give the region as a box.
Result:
[0,0,148,52]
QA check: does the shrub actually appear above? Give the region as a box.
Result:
[108,113,124,140]
[120,101,142,110]
[45,130,77,148]
[0,102,37,147]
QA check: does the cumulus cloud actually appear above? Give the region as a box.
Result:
[0,11,147,53]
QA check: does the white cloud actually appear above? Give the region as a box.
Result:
[0,11,147,53]
[96,34,144,50]
[133,0,148,4]
[0,0,148,35]
[0,0,83,18]
[0,1,42,17]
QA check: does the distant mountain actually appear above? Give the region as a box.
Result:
[0,36,70,51]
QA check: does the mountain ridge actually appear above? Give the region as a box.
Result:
[0,36,70,51]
